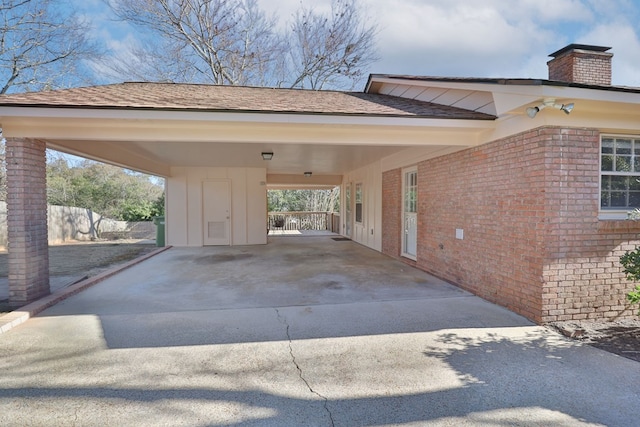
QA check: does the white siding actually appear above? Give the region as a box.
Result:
[342,161,382,251]
[166,166,267,246]
[166,169,188,246]
[246,168,268,243]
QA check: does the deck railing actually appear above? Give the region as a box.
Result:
[268,212,340,232]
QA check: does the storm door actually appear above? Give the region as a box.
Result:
[402,168,417,259]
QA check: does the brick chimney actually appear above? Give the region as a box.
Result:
[547,44,612,85]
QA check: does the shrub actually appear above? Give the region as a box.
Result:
[620,246,640,316]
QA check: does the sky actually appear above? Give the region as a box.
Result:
[77,0,640,88]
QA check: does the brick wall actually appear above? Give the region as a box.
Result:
[6,137,50,306]
[382,127,640,323]
[413,129,549,322]
[541,128,640,321]
[382,169,402,258]
[548,51,612,85]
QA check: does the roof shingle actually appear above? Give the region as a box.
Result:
[0,82,496,120]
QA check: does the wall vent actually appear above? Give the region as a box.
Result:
[208,221,227,239]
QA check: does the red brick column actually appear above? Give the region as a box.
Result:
[382,169,402,258]
[6,137,49,306]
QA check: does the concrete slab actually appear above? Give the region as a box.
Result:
[0,247,170,334]
[0,236,638,426]
[268,230,337,236]
[0,275,87,301]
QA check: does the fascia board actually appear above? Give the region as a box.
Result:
[492,86,640,116]
[2,118,489,147]
[0,109,496,148]
[0,106,494,129]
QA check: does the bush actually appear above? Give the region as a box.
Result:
[619,249,640,315]
[628,285,640,314]
[120,195,164,221]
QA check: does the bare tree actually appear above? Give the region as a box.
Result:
[100,40,203,84]
[104,0,377,89]
[106,0,285,86]
[0,1,103,201]
[287,0,378,89]
[0,0,102,94]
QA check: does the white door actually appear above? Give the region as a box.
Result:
[345,182,352,237]
[203,180,231,245]
[402,169,417,259]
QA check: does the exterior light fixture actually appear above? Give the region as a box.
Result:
[556,102,574,115]
[526,100,574,118]
[526,105,544,118]
[304,171,312,177]
[261,152,273,160]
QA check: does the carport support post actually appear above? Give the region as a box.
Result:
[6,137,50,306]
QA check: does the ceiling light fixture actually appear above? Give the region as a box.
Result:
[526,100,574,118]
[261,152,273,160]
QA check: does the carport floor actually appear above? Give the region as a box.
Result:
[42,235,473,315]
[1,236,639,426]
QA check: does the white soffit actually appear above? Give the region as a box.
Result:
[454,91,496,114]
[399,86,430,99]
[415,87,450,103]
[492,92,542,116]
[380,145,470,172]
[386,84,412,97]
[375,82,497,116]
[371,76,640,118]
[431,88,476,106]
[267,173,342,188]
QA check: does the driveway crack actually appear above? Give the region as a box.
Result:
[275,308,335,427]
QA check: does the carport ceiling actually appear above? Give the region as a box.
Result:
[48,139,411,176]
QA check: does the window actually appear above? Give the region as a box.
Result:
[601,136,640,210]
[404,170,417,214]
[355,183,363,223]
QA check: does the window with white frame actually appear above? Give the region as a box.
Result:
[601,136,640,210]
[355,183,363,223]
[404,170,417,214]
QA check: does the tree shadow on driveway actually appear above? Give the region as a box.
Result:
[1,327,638,426]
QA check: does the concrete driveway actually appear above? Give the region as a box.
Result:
[0,236,638,426]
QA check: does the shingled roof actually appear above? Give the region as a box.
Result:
[367,74,640,93]
[0,82,496,120]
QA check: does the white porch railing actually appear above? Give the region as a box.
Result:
[268,212,340,232]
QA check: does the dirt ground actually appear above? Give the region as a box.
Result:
[0,239,158,314]
[0,240,158,277]
[0,240,638,363]
[549,319,640,363]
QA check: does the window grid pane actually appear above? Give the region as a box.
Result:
[404,171,417,213]
[355,183,363,223]
[601,137,640,210]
